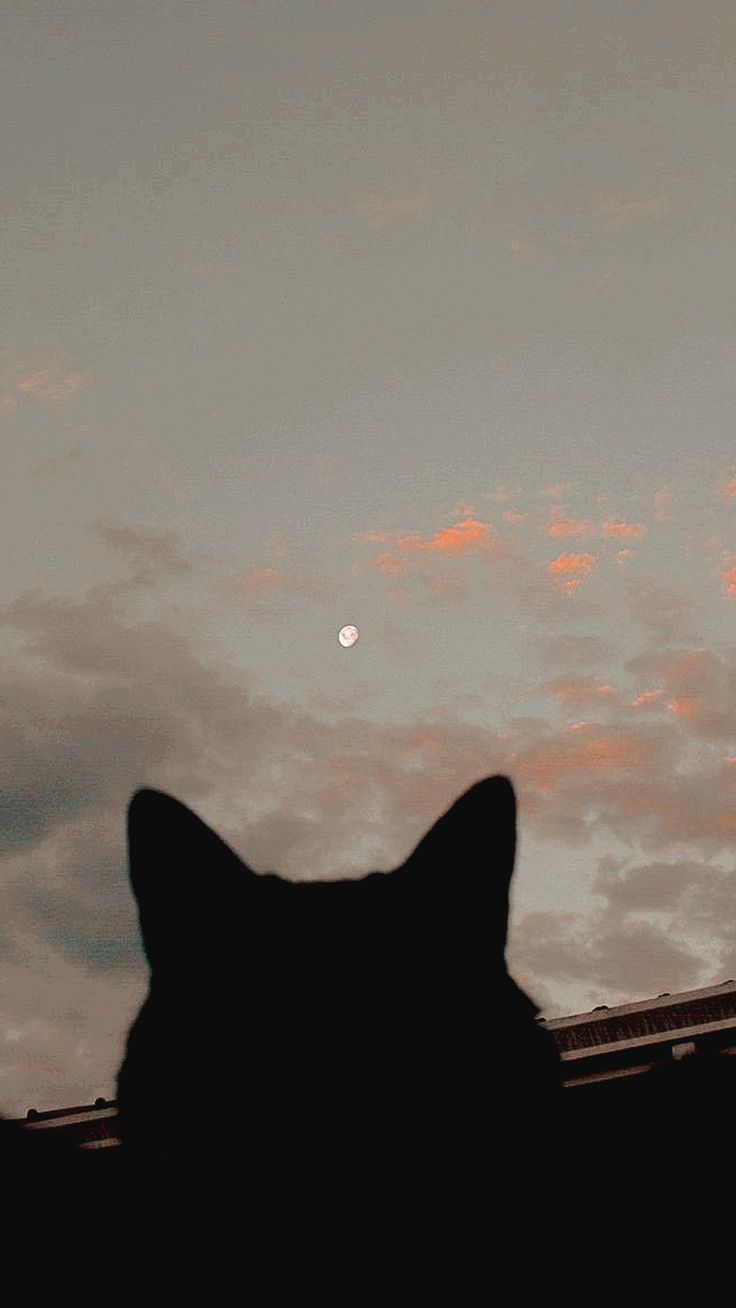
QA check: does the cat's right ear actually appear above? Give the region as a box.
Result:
[397,774,517,957]
[127,788,259,969]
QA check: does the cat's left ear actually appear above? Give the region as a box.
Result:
[127,788,261,969]
[397,774,517,954]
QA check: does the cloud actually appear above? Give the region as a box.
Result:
[627,647,736,741]
[547,552,597,591]
[230,561,335,607]
[718,472,736,501]
[354,513,524,594]
[484,485,519,504]
[626,574,693,640]
[395,516,496,556]
[511,907,704,1010]
[632,689,665,709]
[234,566,288,597]
[723,555,736,597]
[15,363,92,405]
[93,522,193,589]
[545,508,594,539]
[549,679,617,708]
[603,520,647,541]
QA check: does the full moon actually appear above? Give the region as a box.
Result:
[338,624,359,648]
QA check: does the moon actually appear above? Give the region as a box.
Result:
[338,624,359,648]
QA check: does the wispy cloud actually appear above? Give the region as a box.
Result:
[550,679,617,708]
[632,689,665,709]
[16,364,92,405]
[235,566,288,597]
[93,522,193,589]
[719,472,736,502]
[603,520,647,541]
[545,508,594,540]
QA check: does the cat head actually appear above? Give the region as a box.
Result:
[116,775,560,1159]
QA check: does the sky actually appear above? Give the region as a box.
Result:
[2,0,735,1114]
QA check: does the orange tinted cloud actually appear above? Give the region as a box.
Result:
[429,575,466,599]
[374,553,408,576]
[723,558,736,597]
[353,530,392,545]
[552,679,617,706]
[718,472,736,501]
[668,696,704,718]
[16,365,91,404]
[485,485,518,503]
[632,689,665,708]
[548,552,597,590]
[518,730,653,792]
[235,566,286,596]
[396,516,495,555]
[603,520,647,541]
[546,508,594,539]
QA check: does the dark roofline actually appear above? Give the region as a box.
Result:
[541,979,736,1031]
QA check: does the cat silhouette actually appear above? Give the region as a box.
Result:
[5,774,561,1289]
[116,775,561,1197]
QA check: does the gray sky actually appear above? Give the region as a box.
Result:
[2,1,736,1112]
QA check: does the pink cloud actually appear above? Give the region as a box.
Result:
[718,472,736,501]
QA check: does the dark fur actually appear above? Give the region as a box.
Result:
[4,777,564,1288]
[117,776,560,1190]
